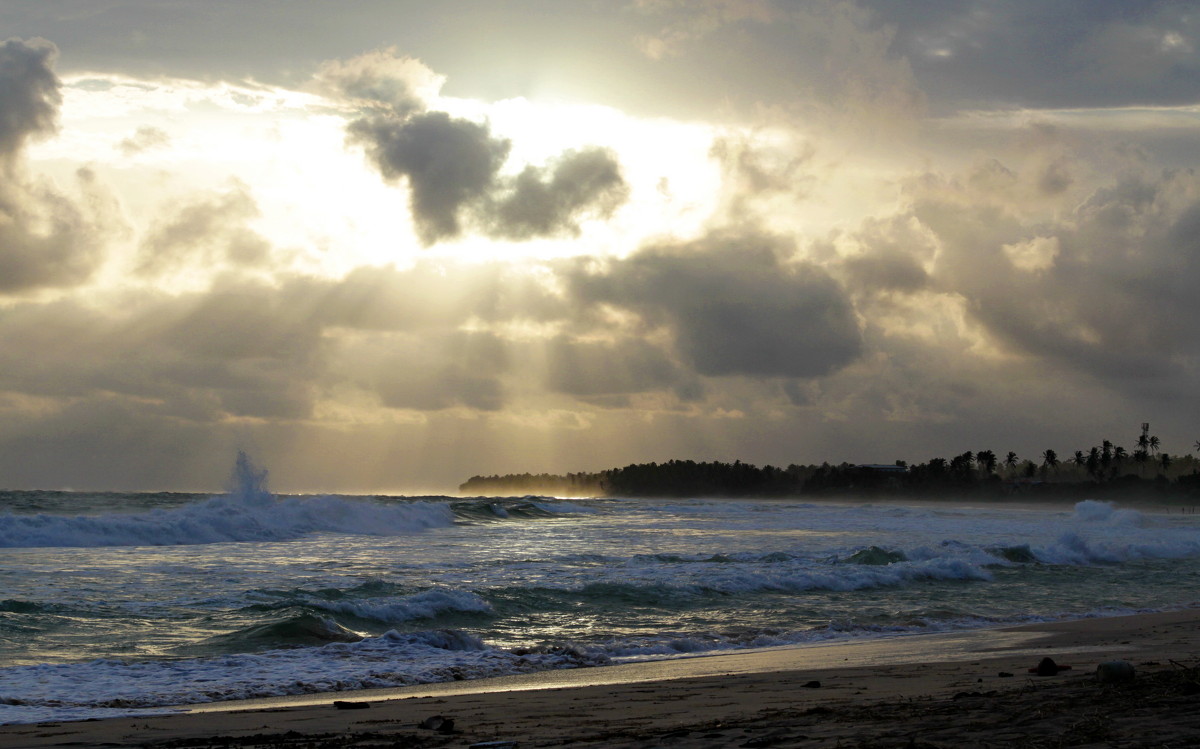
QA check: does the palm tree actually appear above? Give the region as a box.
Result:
[1073,450,1085,470]
[1112,446,1127,479]
[1149,435,1161,456]
[1005,451,1018,472]
[1086,446,1100,479]
[1194,439,1200,454]
[1041,449,1058,479]
[1137,432,1150,455]
[977,450,997,475]
[1134,449,1149,477]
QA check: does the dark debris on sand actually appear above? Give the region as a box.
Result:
[149,729,458,748]
[552,664,1200,749]
[712,664,1200,749]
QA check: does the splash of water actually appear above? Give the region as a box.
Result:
[229,450,270,501]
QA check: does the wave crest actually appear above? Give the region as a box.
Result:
[0,494,455,548]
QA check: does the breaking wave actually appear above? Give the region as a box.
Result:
[245,588,495,626]
[0,493,457,548]
[0,628,608,722]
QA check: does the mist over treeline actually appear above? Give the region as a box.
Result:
[460,437,1200,501]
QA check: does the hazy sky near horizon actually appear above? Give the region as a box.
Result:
[2,0,1199,493]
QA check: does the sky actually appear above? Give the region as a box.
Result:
[1,0,1199,493]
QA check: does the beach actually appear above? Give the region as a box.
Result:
[3,608,1198,748]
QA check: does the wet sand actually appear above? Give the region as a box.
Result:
[3,609,1199,748]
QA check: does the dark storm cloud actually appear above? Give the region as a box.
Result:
[545,336,696,401]
[864,0,1200,112]
[0,38,107,294]
[0,281,324,421]
[317,46,631,245]
[327,49,509,245]
[836,215,934,296]
[348,111,511,245]
[0,37,60,158]
[907,165,1200,388]
[346,107,629,246]
[841,247,929,295]
[486,148,628,240]
[136,185,271,275]
[566,232,863,379]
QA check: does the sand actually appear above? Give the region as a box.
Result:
[3,609,1199,748]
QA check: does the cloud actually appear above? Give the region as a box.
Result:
[707,133,819,223]
[347,108,630,247]
[0,38,109,294]
[314,47,443,118]
[633,0,776,60]
[0,171,106,294]
[345,330,509,412]
[565,231,863,379]
[320,48,629,246]
[348,110,511,245]
[841,247,929,295]
[633,0,925,127]
[0,279,326,422]
[116,125,170,156]
[310,261,565,332]
[710,135,815,195]
[323,49,512,245]
[0,37,60,159]
[485,148,628,240]
[0,256,585,444]
[888,162,1200,392]
[545,335,696,402]
[869,0,1200,112]
[135,183,271,276]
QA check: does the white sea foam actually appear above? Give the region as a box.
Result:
[1073,499,1145,526]
[0,628,605,724]
[1034,530,1200,566]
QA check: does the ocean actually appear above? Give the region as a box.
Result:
[2,455,1199,724]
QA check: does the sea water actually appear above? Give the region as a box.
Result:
[2,456,1199,724]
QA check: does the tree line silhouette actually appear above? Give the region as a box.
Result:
[460,428,1200,501]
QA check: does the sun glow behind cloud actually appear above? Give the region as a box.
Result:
[27,75,728,289]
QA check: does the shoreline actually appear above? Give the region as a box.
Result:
[4,608,1199,747]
